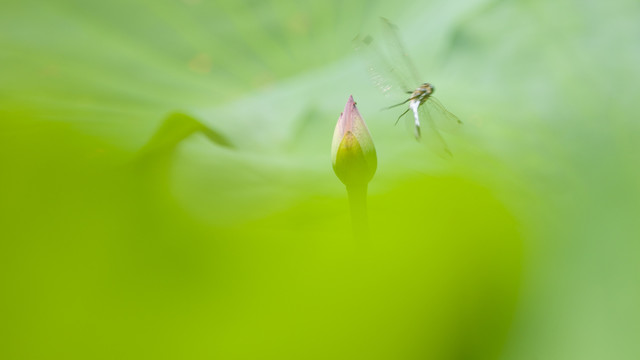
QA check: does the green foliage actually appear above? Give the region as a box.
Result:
[1,0,639,359]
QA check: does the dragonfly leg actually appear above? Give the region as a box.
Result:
[395,108,410,125]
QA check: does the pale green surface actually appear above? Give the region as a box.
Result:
[1,0,639,359]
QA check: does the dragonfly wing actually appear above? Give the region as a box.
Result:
[419,103,453,159]
[355,18,421,96]
[353,34,399,96]
[379,17,423,87]
[426,96,463,133]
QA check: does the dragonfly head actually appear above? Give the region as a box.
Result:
[421,83,435,95]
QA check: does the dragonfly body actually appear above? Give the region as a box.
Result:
[390,82,437,139]
[407,83,435,139]
[356,17,461,157]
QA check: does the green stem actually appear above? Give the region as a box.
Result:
[346,184,369,240]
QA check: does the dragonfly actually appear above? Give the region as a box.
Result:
[355,17,462,157]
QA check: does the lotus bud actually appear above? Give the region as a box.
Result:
[331,95,377,186]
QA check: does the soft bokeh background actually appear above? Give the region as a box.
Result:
[1,0,639,359]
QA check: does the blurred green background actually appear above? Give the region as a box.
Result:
[1,0,639,359]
